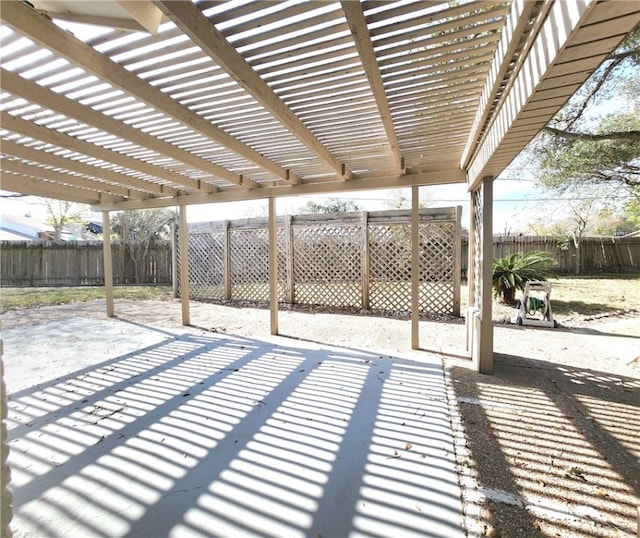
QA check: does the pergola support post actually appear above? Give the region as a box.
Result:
[469,177,494,373]
[179,204,190,326]
[268,197,278,335]
[102,210,114,317]
[411,185,420,350]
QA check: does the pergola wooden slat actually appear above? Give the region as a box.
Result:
[0,0,638,375]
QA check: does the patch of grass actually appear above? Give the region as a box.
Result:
[549,274,640,316]
[462,273,640,320]
[0,285,172,311]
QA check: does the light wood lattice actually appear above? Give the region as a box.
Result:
[184,227,225,300]
[229,227,269,302]
[293,222,362,308]
[179,209,461,316]
[369,221,455,314]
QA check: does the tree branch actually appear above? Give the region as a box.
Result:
[564,56,623,129]
[544,127,640,141]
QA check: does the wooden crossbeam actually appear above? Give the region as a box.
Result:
[341,1,403,175]
[0,1,289,189]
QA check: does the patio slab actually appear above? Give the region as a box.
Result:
[2,317,463,538]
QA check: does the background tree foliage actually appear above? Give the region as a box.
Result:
[41,199,85,240]
[533,26,640,228]
[300,198,361,214]
[112,208,175,283]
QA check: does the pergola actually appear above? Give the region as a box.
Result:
[1,0,638,373]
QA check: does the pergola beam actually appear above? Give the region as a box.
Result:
[341,1,403,175]
[460,0,542,170]
[466,0,640,188]
[92,169,465,211]
[156,0,351,181]
[0,174,111,205]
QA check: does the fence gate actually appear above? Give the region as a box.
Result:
[177,208,461,317]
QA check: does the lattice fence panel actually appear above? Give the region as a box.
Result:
[418,222,456,313]
[369,224,412,311]
[229,227,270,301]
[369,221,456,314]
[229,226,288,302]
[180,209,460,315]
[179,228,225,300]
[293,223,362,307]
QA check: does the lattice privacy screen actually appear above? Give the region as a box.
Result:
[177,208,461,316]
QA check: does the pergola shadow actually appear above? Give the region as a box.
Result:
[6,321,463,537]
[447,353,640,537]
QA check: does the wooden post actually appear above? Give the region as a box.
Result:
[171,218,178,298]
[223,220,231,300]
[411,186,420,350]
[453,205,462,317]
[466,192,477,354]
[102,210,114,317]
[286,215,294,304]
[179,204,190,326]
[269,197,279,335]
[473,177,494,374]
[361,211,370,310]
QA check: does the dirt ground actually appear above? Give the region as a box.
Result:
[2,297,639,537]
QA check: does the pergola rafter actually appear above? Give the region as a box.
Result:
[157,0,346,182]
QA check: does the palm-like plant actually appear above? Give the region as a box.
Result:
[492,251,557,304]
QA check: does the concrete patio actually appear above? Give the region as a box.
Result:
[2,317,463,537]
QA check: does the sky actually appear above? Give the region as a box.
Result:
[0,177,543,234]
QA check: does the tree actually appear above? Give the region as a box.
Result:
[300,198,361,214]
[384,188,433,210]
[533,27,639,204]
[112,208,175,283]
[42,199,86,240]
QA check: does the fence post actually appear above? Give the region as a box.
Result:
[223,220,231,300]
[453,205,462,317]
[171,219,178,298]
[411,187,420,350]
[361,211,370,310]
[179,204,190,326]
[286,215,294,304]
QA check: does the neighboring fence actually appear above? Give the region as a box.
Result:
[1,231,637,290]
[178,208,463,317]
[460,235,640,274]
[0,241,172,286]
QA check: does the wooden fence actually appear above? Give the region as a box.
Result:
[460,235,640,274]
[1,232,637,290]
[0,241,172,286]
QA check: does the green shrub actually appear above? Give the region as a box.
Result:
[492,251,557,304]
